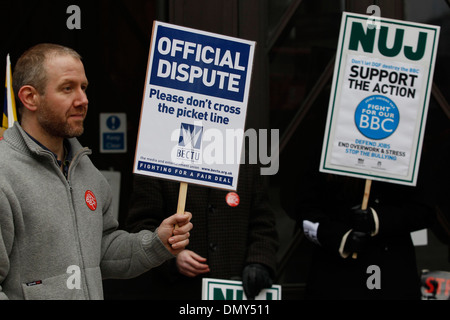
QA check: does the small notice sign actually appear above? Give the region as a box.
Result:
[100,113,127,153]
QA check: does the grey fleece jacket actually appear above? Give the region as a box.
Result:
[0,123,173,300]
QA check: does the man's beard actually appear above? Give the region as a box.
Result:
[37,103,86,139]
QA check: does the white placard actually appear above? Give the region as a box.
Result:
[320,12,440,186]
[133,21,255,191]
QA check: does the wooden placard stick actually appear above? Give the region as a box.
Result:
[361,179,372,211]
[177,182,188,215]
[175,182,188,229]
[352,179,372,259]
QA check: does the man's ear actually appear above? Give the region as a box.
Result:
[17,85,40,112]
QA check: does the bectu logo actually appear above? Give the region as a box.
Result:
[177,123,203,162]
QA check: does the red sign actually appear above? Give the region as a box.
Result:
[421,270,450,300]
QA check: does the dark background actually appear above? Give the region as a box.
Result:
[1,0,449,299]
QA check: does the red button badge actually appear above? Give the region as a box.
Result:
[226,192,240,207]
[85,190,97,211]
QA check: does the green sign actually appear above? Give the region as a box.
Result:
[320,12,440,186]
[202,278,281,300]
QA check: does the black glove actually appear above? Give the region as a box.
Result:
[242,264,272,300]
[343,230,370,254]
[350,205,375,233]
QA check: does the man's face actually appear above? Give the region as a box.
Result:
[37,54,89,138]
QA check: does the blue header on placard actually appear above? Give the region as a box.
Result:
[150,25,251,102]
[137,161,233,186]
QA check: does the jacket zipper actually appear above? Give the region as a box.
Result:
[39,146,93,299]
[65,147,92,299]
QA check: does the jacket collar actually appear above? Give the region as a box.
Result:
[4,122,86,159]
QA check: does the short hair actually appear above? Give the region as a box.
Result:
[12,43,82,113]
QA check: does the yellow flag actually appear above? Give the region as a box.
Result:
[3,54,18,131]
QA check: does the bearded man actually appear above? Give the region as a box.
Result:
[0,43,193,300]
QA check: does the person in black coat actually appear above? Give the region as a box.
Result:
[290,169,437,300]
[123,162,279,300]
[284,108,444,300]
[279,84,445,300]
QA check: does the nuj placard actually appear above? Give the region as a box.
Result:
[320,12,440,186]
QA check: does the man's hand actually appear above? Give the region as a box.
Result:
[176,250,210,277]
[157,212,193,255]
